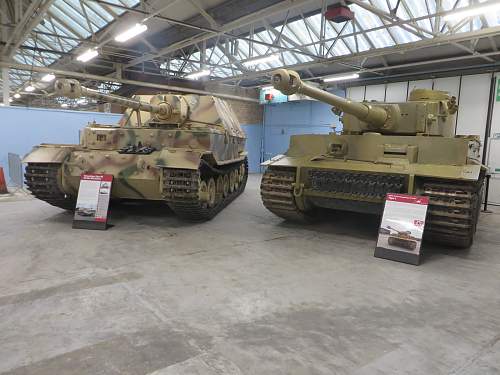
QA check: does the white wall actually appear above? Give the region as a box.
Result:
[365,84,385,101]
[347,86,364,101]
[408,79,433,93]
[456,74,491,140]
[386,82,407,102]
[346,73,498,204]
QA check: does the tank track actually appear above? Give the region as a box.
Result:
[422,178,484,248]
[262,167,484,248]
[309,169,405,201]
[25,163,76,210]
[260,167,314,222]
[162,157,248,221]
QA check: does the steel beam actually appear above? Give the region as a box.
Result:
[0,61,258,103]
[124,0,318,68]
[216,25,500,83]
[2,68,9,105]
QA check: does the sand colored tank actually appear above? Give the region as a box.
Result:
[261,69,485,247]
[24,79,248,221]
[386,226,418,251]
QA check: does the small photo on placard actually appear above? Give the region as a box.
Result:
[375,194,429,265]
[73,174,113,230]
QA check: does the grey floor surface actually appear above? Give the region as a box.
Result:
[0,175,499,375]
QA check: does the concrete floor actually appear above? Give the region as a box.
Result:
[1,174,500,375]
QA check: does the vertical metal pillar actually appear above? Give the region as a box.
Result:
[2,68,9,106]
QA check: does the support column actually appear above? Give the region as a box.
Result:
[2,68,9,106]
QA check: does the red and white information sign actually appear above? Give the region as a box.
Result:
[374,193,429,265]
[73,174,113,230]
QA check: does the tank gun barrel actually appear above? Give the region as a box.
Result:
[271,69,388,127]
[54,79,172,118]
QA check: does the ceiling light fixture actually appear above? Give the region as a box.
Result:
[42,73,55,82]
[115,23,148,42]
[25,85,35,92]
[443,2,500,21]
[77,48,98,62]
[243,54,280,67]
[185,70,211,80]
[323,73,360,82]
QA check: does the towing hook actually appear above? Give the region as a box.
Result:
[293,183,304,197]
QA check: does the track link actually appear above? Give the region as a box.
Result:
[262,167,484,248]
[162,157,248,221]
[25,163,76,210]
[422,179,483,248]
[260,167,314,222]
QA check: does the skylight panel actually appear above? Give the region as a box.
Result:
[351,5,384,29]
[370,0,391,13]
[49,4,89,36]
[235,39,250,60]
[254,29,274,45]
[77,1,111,27]
[328,39,351,56]
[342,34,370,53]
[281,25,301,45]
[324,20,341,40]
[53,1,93,35]
[39,16,80,40]
[84,1,114,23]
[365,29,396,49]
[287,20,316,45]
[387,26,420,44]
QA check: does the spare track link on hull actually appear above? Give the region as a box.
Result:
[25,163,76,210]
[261,167,313,222]
[162,157,248,221]
[422,179,483,248]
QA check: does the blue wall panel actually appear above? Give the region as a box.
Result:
[1,92,343,183]
[0,106,121,184]
[262,92,344,161]
[242,124,263,173]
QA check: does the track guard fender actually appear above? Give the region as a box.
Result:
[23,145,76,164]
[155,149,203,170]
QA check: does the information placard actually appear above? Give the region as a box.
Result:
[374,193,429,265]
[73,174,113,230]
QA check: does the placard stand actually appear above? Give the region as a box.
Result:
[374,193,429,265]
[73,174,113,230]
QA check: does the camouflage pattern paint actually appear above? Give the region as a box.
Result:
[23,81,248,203]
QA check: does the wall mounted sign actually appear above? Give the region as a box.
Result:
[374,193,429,266]
[496,78,500,102]
[73,173,113,230]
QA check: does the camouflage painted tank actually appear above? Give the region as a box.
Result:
[24,79,248,221]
[262,69,485,247]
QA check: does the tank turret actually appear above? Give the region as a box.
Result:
[55,79,192,126]
[271,69,457,137]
